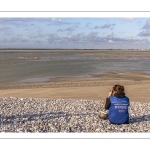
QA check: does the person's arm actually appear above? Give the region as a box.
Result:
[104,90,112,110]
[105,97,111,110]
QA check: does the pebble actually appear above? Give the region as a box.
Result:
[0,97,150,132]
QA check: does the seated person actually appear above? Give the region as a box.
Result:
[104,84,130,124]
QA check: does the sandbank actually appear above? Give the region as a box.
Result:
[0,72,150,102]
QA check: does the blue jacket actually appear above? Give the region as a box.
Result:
[108,95,130,124]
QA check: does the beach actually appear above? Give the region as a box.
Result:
[0,50,150,132]
[1,72,150,102]
[1,74,150,133]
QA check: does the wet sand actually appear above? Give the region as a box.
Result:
[0,72,150,102]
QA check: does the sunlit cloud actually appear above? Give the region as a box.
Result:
[123,18,134,22]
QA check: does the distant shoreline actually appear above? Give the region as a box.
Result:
[0,48,150,51]
[0,49,150,54]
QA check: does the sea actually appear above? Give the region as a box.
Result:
[0,49,150,86]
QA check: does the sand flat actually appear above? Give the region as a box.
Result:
[1,72,150,102]
[1,77,150,102]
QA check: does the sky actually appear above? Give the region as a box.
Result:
[0,17,150,49]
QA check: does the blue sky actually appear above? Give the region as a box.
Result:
[0,17,150,49]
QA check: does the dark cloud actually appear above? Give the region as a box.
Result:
[100,24,115,29]
[138,29,150,37]
[143,19,150,29]
[93,25,100,29]
[64,27,75,32]
[79,32,150,47]
[47,34,60,44]
[72,22,80,28]
[86,22,91,27]
[93,24,115,30]
[107,33,114,38]
[110,27,114,30]
[64,27,74,31]
[46,31,149,47]
[57,29,63,32]
[138,19,150,37]
[57,23,79,32]
[85,31,99,41]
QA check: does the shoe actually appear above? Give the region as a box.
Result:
[99,113,108,120]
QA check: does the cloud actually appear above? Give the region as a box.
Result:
[85,31,99,41]
[92,24,115,30]
[72,22,80,28]
[126,36,135,39]
[107,32,115,38]
[1,35,29,44]
[143,19,150,29]
[109,40,114,43]
[47,34,60,44]
[57,29,63,32]
[47,18,70,26]
[0,18,31,28]
[138,29,150,37]
[29,30,45,39]
[1,31,150,49]
[0,26,13,35]
[100,24,115,29]
[62,33,82,43]
[64,27,76,34]
[35,40,42,45]
[29,33,45,39]
[64,27,75,32]
[93,25,100,29]
[0,18,74,28]
[86,22,91,27]
[137,19,150,37]
[47,18,80,27]
[80,31,150,47]
[57,22,79,32]
[46,33,84,46]
[123,18,134,22]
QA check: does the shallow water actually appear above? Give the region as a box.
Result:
[0,50,150,85]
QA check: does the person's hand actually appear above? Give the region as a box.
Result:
[108,90,113,97]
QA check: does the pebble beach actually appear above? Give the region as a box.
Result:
[0,97,150,133]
